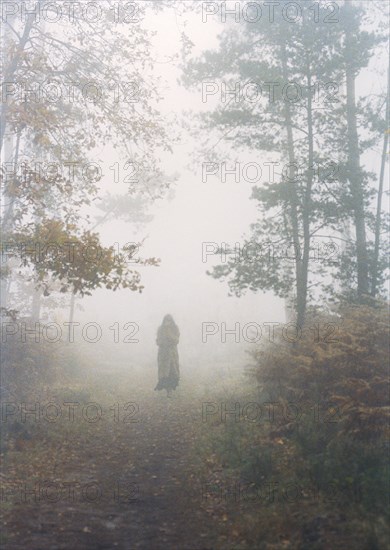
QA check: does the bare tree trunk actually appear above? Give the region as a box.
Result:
[0,6,36,313]
[301,59,315,326]
[371,65,389,297]
[0,133,14,312]
[69,293,76,325]
[345,29,369,297]
[0,9,16,314]
[281,43,305,328]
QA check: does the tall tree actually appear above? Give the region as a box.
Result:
[182,1,345,326]
[343,3,370,296]
[1,1,175,317]
[181,0,388,320]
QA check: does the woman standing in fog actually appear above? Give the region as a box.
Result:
[154,314,180,397]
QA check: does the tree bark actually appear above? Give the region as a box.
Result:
[345,30,369,297]
[281,43,306,328]
[69,293,75,325]
[371,65,389,297]
[301,58,315,327]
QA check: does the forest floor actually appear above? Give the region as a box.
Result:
[0,363,246,549]
[0,360,381,549]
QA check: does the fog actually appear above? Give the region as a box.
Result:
[2,2,388,548]
[76,7,285,370]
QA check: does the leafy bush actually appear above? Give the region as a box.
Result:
[249,303,389,515]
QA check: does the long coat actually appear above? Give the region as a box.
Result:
[155,322,180,391]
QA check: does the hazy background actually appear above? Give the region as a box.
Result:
[60,2,386,372]
[71,6,285,372]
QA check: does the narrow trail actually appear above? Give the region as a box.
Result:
[1,367,235,550]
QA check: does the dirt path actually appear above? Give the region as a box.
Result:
[2,365,374,549]
[1,368,233,550]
